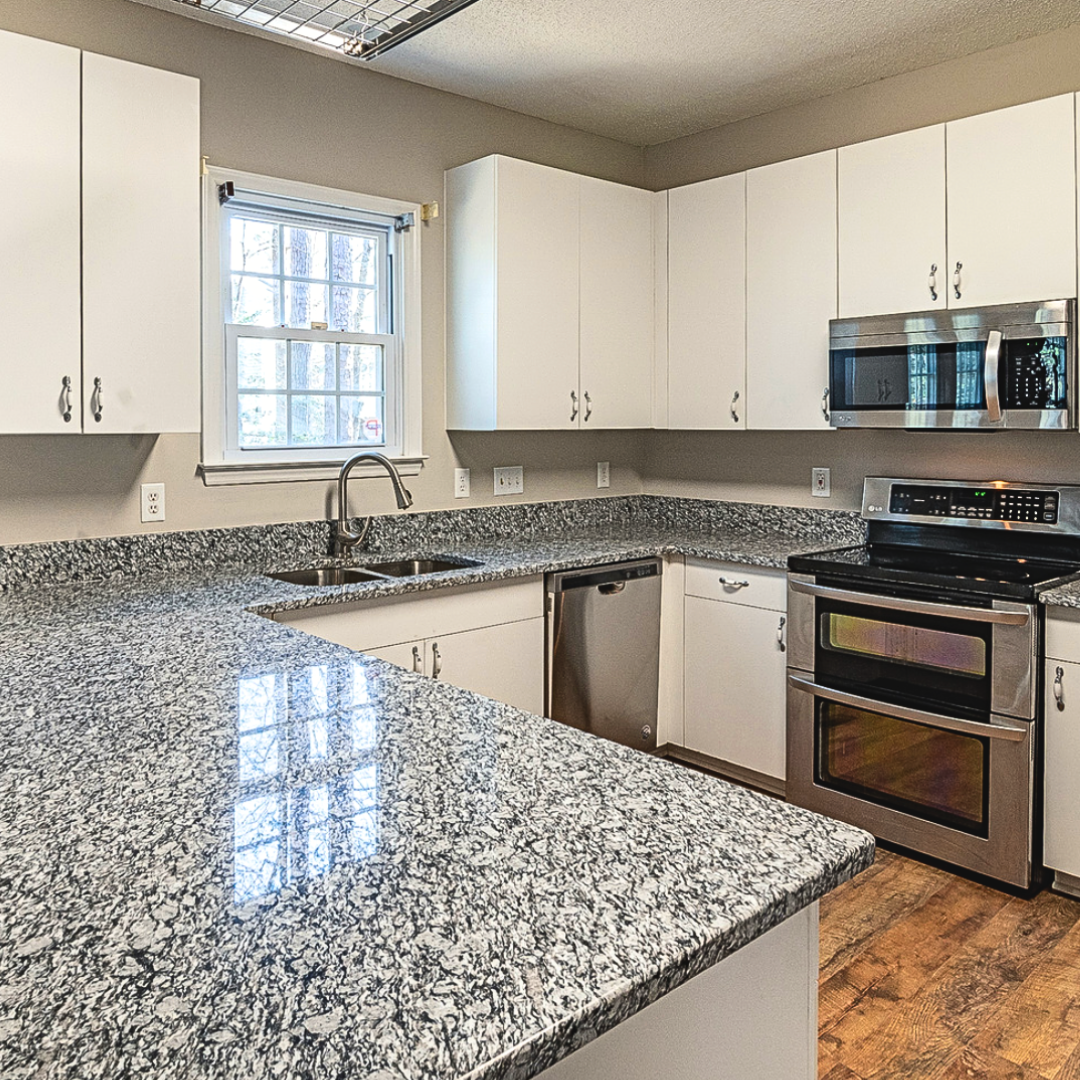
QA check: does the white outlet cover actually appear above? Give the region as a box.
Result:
[493,466,524,496]
[597,461,610,488]
[141,482,166,523]
[454,467,471,499]
[812,467,831,498]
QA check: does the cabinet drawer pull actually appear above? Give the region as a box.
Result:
[953,261,963,301]
[718,576,750,590]
[777,615,786,652]
[570,390,579,422]
[431,641,442,678]
[928,263,938,302]
[730,390,740,424]
[1054,665,1065,711]
[60,376,73,423]
[90,377,104,422]
[412,645,422,673]
[583,390,592,422]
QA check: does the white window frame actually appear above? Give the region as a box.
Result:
[199,165,424,485]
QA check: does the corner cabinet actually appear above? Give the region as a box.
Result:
[0,30,200,436]
[445,155,654,431]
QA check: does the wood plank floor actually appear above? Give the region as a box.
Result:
[819,849,1080,1080]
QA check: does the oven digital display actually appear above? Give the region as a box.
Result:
[888,484,1059,524]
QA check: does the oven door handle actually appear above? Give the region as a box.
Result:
[787,675,1029,742]
[787,579,1031,625]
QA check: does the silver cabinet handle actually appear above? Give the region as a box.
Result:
[570,390,579,422]
[821,387,830,423]
[984,329,1003,422]
[90,377,103,422]
[953,261,963,301]
[411,645,422,673]
[431,641,442,679]
[583,390,592,422]
[928,263,938,302]
[777,615,786,652]
[1054,666,1065,711]
[60,376,73,423]
[718,576,749,589]
[730,390,740,424]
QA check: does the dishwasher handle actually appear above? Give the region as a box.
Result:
[598,581,626,595]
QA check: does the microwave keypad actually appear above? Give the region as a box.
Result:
[889,485,1059,524]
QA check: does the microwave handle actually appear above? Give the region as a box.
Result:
[984,329,1003,422]
[788,578,1030,625]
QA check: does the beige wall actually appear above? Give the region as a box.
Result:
[0,0,648,544]
[641,20,1080,509]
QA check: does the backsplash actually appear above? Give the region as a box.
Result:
[0,495,864,591]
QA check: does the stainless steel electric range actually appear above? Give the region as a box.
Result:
[787,477,1080,890]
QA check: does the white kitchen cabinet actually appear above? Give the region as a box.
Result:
[946,94,1076,309]
[273,577,545,714]
[745,150,837,430]
[579,175,655,428]
[1044,657,1080,887]
[667,173,747,429]
[838,125,947,318]
[0,31,82,434]
[682,561,788,784]
[445,155,653,431]
[83,53,201,434]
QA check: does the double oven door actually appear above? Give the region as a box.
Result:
[786,574,1038,889]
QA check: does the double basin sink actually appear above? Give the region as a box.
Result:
[268,557,479,587]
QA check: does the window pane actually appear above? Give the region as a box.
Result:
[291,395,336,445]
[239,393,288,447]
[340,345,383,392]
[331,233,378,285]
[232,275,281,326]
[284,226,328,280]
[340,395,384,444]
[284,281,328,328]
[331,285,376,332]
[230,217,279,275]
[237,338,287,390]
[291,342,335,391]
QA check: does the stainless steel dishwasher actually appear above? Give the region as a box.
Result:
[545,558,662,750]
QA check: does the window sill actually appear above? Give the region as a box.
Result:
[198,456,427,486]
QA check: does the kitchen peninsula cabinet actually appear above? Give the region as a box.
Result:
[745,149,837,430]
[0,30,199,435]
[445,154,654,431]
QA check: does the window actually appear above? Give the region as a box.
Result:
[200,167,422,484]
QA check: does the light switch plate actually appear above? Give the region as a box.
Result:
[141,482,166,523]
[597,461,610,489]
[812,467,831,498]
[494,466,524,496]
[454,468,471,499]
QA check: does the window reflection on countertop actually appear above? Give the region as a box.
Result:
[232,658,380,903]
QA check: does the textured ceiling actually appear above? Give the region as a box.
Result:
[367,0,1080,145]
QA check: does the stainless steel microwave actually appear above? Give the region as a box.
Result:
[828,299,1076,429]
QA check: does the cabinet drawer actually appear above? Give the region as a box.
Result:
[1046,608,1080,662]
[684,558,786,610]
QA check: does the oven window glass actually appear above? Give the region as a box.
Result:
[823,613,986,677]
[816,701,989,836]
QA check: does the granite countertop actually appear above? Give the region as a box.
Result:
[0,501,874,1080]
[1039,578,1080,609]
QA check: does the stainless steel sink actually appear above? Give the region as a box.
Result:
[267,567,387,587]
[360,557,480,577]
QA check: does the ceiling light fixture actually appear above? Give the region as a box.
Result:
[162,0,481,60]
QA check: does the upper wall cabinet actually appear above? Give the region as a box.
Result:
[0,31,200,436]
[667,173,746,430]
[946,94,1076,309]
[445,155,654,431]
[838,125,947,318]
[0,31,82,435]
[746,150,837,430]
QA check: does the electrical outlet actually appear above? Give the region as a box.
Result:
[454,468,471,499]
[493,466,524,496]
[812,467,831,498]
[597,461,610,489]
[141,482,166,523]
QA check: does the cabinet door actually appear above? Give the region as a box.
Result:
[430,618,545,714]
[579,176,654,429]
[495,157,580,430]
[947,95,1076,308]
[667,174,746,429]
[838,125,946,318]
[366,641,425,674]
[683,596,787,781]
[1045,658,1080,878]
[82,53,200,434]
[746,151,837,430]
[0,31,81,434]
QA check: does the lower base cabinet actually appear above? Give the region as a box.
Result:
[1045,653,1080,888]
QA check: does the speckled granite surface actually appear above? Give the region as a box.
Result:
[0,497,874,1080]
[1041,579,1080,608]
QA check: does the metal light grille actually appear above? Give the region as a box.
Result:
[167,0,480,59]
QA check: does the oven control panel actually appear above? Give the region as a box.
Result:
[888,484,1058,524]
